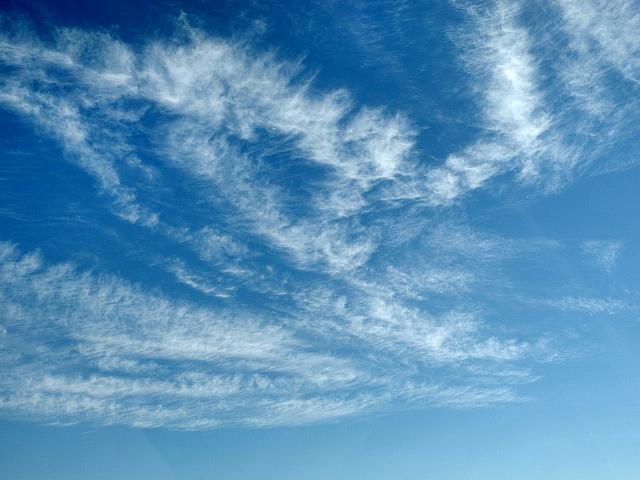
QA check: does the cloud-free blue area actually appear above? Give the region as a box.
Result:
[1,0,639,477]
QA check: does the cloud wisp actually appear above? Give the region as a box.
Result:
[1,0,638,429]
[426,0,640,202]
[0,243,536,428]
[582,240,623,272]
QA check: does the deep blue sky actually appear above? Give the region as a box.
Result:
[1,0,639,478]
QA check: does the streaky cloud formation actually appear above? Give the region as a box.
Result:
[540,296,632,315]
[582,240,623,272]
[0,0,638,429]
[427,0,565,203]
[0,242,535,428]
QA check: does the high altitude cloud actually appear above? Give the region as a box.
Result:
[582,240,623,271]
[0,242,534,428]
[0,0,638,428]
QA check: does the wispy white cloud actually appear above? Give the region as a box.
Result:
[165,259,234,298]
[540,296,632,315]
[0,19,414,273]
[427,0,640,202]
[0,242,538,428]
[550,0,640,174]
[556,0,640,86]
[582,240,623,271]
[1,4,627,430]
[426,0,571,203]
[142,31,415,272]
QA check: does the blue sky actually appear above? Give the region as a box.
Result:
[0,0,639,477]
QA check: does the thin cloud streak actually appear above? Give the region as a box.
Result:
[0,242,537,428]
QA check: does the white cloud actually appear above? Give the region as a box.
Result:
[582,240,623,271]
[426,1,576,204]
[1,16,406,314]
[1,8,615,430]
[541,296,631,315]
[549,0,640,182]
[0,242,538,428]
[556,0,640,86]
[427,0,633,203]
[166,259,234,298]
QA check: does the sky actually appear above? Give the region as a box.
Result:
[0,0,639,478]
